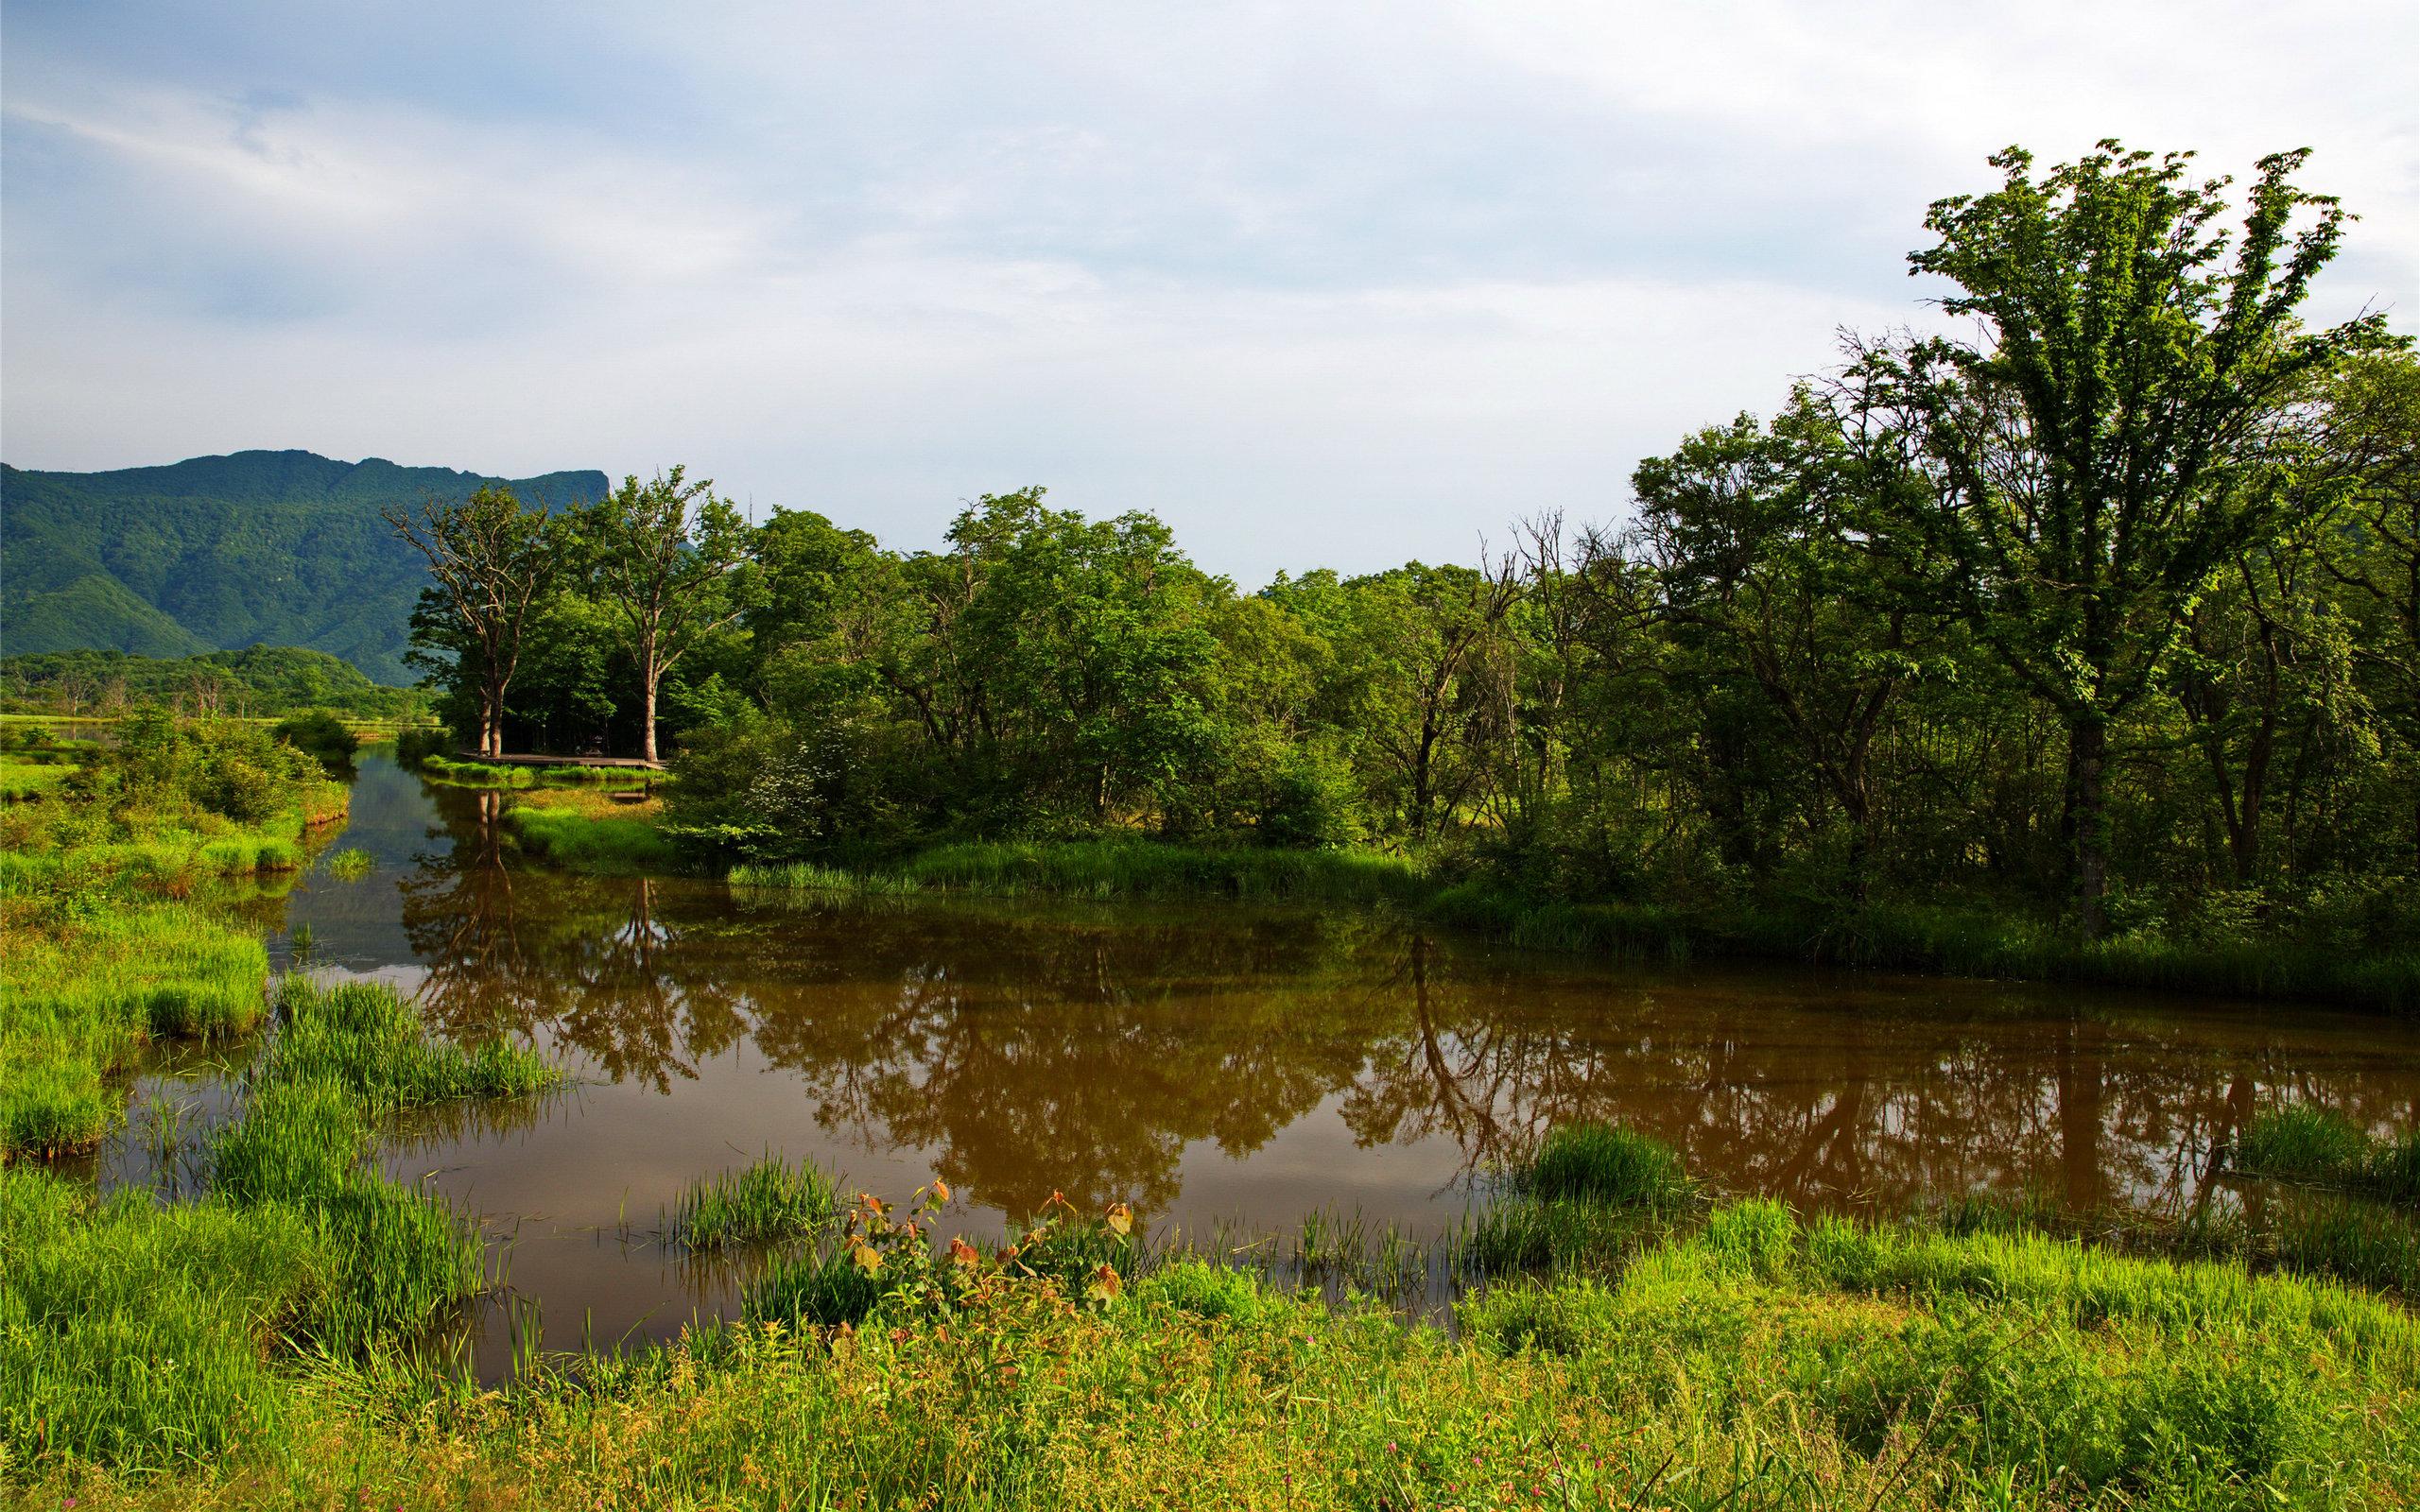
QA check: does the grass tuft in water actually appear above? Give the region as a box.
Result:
[1517,1121,1695,1209]
[265,975,558,1109]
[325,847,373,881]
[2237,1103,2420,1209]
[671,1154,838,1248]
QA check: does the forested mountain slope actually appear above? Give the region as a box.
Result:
[1,451,606,682]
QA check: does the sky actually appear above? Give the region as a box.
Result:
[4,1,2415,584]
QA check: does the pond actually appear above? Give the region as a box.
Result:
[92,750,2420,1371]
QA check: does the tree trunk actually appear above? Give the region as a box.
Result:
[2072,718,2110,940]
[641,675,659,764]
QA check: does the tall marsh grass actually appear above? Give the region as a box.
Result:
[2237,1104,2420,1209]
[262,976,558,1110]
[0,905,268,1155]
[670,1154,838,1248]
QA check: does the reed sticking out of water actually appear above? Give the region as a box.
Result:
[2237,1104,2420,1210]
[671,1154,839,1248]
[325,847,373,881]
[1516,1121,1697,1209]
[264,976,557,1109]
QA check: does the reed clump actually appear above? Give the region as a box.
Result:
[2237,1103,2420,1209]
[671,1154,838,1248]
[261,975,557,1109]
[1518,1120,1695,1208]
[504,792,682,873]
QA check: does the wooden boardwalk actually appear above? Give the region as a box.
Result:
[458,751,666,772]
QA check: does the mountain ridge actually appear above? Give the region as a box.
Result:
[1,449,607,684]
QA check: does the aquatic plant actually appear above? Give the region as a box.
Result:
[1517,1120,1695,1209]
[671,1154,838,1248]
[263,975,557,1109]
[2237,1103,2420,1210]
[325,847,373,881]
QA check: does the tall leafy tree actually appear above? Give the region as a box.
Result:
[384,485,559,757]
[2315,351,2420,866]
[1848,143,2394,935]
[1631,395,1929,889]
[580,467,756,763]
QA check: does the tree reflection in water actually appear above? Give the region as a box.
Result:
[384,775,2420,1228]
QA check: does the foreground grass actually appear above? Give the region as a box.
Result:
[0,977,558,1475]
[27,1180,2420,1510]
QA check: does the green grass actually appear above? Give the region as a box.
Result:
[206,1078,480,1349]
[37,1181,2415,1510]
[323,847,373,881]
[670,1154,838,1248]
[0,1166,324,1471]
[262,976,558,1110]
[503,799,683,872]
[0,905,270,1155]
[0,759,71,800]
[0,973,566,1480]
[733,837,1437,905]
[1518,1120,1696,1208]
[728,841,2419,1008]
[420,754,655,788]
[2238,1104,2420,1209]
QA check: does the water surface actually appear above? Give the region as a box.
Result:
[105,752,2420,1367]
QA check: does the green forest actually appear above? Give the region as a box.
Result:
[406,146,2419,982]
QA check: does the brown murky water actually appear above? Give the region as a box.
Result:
[98,752,2420,1370]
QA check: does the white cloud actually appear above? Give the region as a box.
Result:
[4,1,2412,581]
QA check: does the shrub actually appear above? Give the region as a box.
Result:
[270,709,360,772]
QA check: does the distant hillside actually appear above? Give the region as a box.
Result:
[0,450,607,683]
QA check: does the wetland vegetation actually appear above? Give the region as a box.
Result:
[8,142,2420,1508]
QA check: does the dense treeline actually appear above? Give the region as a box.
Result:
[0,646,425,720]
[402,145,2417,948]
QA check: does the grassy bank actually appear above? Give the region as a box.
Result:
[2,977,558,1472]
[22,1127,2419,1510]
[0,785,348,1157]
[419,753,656,788]
[502,787,684,872]
[728,837,2420,1010]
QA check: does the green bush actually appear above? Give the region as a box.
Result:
[270,708,360,772]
